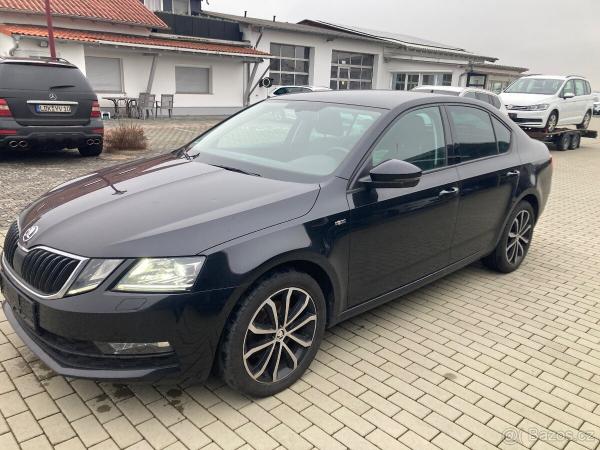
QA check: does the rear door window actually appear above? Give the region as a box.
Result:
[447,106,497,162]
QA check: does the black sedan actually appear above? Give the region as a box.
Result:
[0,91,552,396]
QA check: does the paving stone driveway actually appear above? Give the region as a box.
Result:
[0,118,599,450]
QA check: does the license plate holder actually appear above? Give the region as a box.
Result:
[35,104,72,114]
[3,281,37,330]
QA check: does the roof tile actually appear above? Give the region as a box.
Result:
[0,24,270,57]
[0,0,167,28]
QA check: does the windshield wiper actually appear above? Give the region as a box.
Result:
[210,164,261,177]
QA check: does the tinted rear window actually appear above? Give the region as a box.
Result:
[0,63,93,92]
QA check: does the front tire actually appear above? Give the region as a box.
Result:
[577,111,592,130]
[219,271,326,397]
[545,111,558,132]
[483,201,535,273]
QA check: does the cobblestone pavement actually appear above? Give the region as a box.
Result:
[0,118,599,449]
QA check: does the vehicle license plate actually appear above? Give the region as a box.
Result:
[36,104,72,113]
[3,281,37,329]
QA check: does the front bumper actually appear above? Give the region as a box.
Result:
[507,109,549,128]
[0,118,104,151]
[0,260,235,383]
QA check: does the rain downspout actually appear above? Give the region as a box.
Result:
[8,36,21,56]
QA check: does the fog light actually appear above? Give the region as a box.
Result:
[95,341,172,355]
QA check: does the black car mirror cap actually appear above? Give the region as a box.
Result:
[360,159,422,189]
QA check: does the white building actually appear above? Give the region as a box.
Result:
[0,0,528,116]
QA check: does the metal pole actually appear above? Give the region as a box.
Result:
[44,0,57,58]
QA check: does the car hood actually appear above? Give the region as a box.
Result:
[18,154,320,258]
[499,93,555,106]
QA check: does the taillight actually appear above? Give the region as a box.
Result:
[91,101,101,118]
[0,99,12,118]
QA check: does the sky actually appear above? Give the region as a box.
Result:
[203,0,600,89]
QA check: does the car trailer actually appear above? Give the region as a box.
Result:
[523,128,598,151]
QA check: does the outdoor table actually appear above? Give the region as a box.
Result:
[102,96,137,118]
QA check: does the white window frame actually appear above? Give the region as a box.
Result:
[84,56,124,93]
[269,43,311,87]
[393,72,453,90]
[330,50,374,90]
[175,66,212,94]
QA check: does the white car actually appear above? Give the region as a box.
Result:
[411,86,507,115]
[500,75,594,132]
[269,86,331,97]
[593,92,600,115]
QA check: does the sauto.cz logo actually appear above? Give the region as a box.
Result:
[22,225,39,243]
[49,92,57,100]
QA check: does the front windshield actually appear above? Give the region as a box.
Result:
[505,78,563,95]
[186,100,383,182]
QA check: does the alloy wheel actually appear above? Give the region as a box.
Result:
[547,113,557,132]
[243,288,317,384]
[582,112,591,129]
[506,210,532,265]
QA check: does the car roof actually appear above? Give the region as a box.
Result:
[0,56,76,68]
[275,86,331,91]
[414,85,498,95]
[521,74,588,81]
[270,89,459,109]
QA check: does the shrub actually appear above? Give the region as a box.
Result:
[104,123,148,152]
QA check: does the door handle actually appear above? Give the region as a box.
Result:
[439,187,459,197]
[505,170,520,177]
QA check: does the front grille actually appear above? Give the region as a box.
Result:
[20,248,80,295]
[3,221,19,266]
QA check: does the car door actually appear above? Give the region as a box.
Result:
[573,79,589,122]
[446,105,522,262]
[346,105,460,307]
[560,80,577,124]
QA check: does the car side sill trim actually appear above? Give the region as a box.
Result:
[332,251,486,326]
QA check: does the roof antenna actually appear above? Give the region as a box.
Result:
[273,15,276,22]
[244,11,247,17]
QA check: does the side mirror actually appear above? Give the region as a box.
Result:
[360,159,422,189]
[563,92,575,99]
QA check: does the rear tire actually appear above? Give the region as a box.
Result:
[557,133,571,151]
[577,111,592,130]
[78,143,103,157]
[545,111,558,132]
[569,133,581,150]
[219,270,326,397]
[482,201,535,273]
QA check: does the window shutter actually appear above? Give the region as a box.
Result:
[175,67,210,93]
[85,57,122,92]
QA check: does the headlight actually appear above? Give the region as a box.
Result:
[67,259,124,296]
[114,257,205,293]
[526,104,549,111]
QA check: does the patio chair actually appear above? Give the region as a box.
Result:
[156,94,174,118]
[133,93,155,120]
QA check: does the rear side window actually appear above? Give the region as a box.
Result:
[447,106,497,161]
[0,63,92,92]
[585,81,592,95]
[490,95,502,109]
[463,91,478,100]
[492,117,511,153]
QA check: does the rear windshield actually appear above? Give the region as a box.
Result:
[0,63,93,92]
